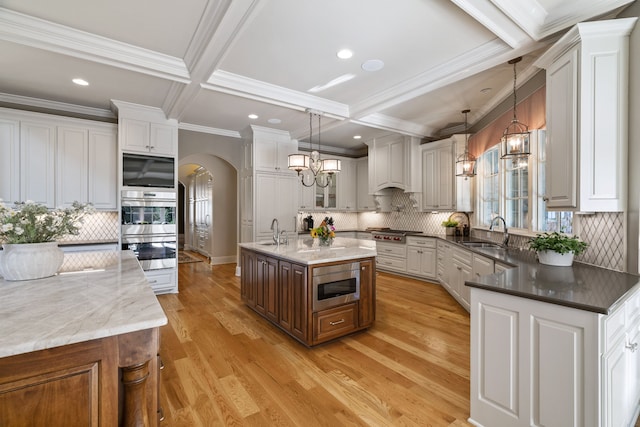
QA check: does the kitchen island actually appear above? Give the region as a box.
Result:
[239,237,376,346]
[463,246,640,427]
[0,250,167,427]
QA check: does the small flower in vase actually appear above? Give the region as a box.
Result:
[310,217,335,245]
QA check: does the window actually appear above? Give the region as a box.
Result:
[475,130,572,233]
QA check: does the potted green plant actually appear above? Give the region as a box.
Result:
[442,219,459,236]
[528,232,588,266]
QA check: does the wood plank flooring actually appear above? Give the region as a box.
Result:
[157,253,473,426]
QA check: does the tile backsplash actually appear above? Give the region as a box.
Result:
[300,189,627,272]
[58,211,119,242]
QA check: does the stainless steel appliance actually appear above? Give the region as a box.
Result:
[312,262,360,311]
[121,190,177,270]
[122,153,175,189]
[368,228,424,244]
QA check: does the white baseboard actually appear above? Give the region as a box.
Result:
[235,266,241,276]
[210,255,237,265]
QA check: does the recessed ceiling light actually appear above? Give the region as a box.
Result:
[353,135,362,140]
[72,78,89,86]
[248,114,259,119]
[337,49,353,59]
[268,118,281,124]
[361,59,384,72]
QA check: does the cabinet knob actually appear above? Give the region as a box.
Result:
[626,342,639,352]
[542,196,549,202]
[361,266,365,270]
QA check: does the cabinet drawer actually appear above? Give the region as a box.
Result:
[406,236,436,248]
[375,242,406,257]
[145,269,176,294]
[376,255,406,272]
[452,247,472,265]
[313,303,358,343]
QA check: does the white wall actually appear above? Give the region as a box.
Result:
[620,4,640,273]
[178,130,242,264]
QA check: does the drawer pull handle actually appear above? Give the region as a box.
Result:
[330,319,345,326]
[626,342,639,352]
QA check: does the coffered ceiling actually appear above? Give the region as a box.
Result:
[0,0,633,154]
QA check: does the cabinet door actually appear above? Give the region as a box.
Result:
[278,261,293,331]
[150,123,176,156]
[88,128,117,210]
[472,255,495,280]
[0,119,20,204]
[406,246,421,276]
[436,145,454,209]
[240,249,256,306]
[290,263,308,342]
[120,118,150,153]
[545,48,578,209]
[56,126,89,207]
[420,247,437,279]
[422,148,438,210]
[356,158,375,210]
[21,121,55,207]
[254,137,280,172]
[359,259,375,328]
[337,159,356,210]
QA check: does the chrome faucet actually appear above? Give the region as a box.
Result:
[270,218,279,244]
[490,216,509,247]
[279,230,288,245]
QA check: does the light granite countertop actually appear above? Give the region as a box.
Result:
[0,250,167,358]
[239,237,377,265]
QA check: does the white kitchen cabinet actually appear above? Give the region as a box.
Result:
[365,134,421,194]
[112,100,178,156]
[451,246,473,311]
[421,138,454,211]
[472,254,494,280]
[406,237,436,280]
[252,125,297,173]
[375,242,407,273]
[470,285,640,427]
[119,118,177,156]
[255,173,298,241]
[0,118,20,204]
[436,240,452,286]
[57,125,117,210]
[337,158,356,211]
[145,268,177,295]
[21,120,56,208]
[356,157,375,211]
[88,128,117,210]
[535,18,636,212]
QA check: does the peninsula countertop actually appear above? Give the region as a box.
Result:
[459,242,640,314]
[239,237,377,265]
[0,250,167,358]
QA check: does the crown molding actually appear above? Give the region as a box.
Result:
[204,70,350,119]
[0,7,190,83]
[179,122,241,138]
[451,0,534,47]
[352,114,433,138]
[0,92,115,119]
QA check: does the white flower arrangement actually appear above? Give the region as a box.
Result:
[0,200,94,244]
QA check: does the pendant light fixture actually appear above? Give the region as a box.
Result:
[500,57,530,162]
[455,109,476,179]
[288,110,341,187]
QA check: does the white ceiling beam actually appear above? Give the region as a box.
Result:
[352,114,434,138]
[451,0,536,47]
[0,7,190,83]
[178,122,241,138]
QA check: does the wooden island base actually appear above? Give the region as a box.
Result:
[0,328,161,427]
[240,248,376,346]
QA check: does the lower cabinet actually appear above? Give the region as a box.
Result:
[240,249,375,346]
[145,268,177,295]
[406,237,437,280]
[375,242,407,273]
[470,286,640,427]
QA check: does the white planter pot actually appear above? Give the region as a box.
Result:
[445,227,455,236]
[0,242,64,281]
[537,250,575,267]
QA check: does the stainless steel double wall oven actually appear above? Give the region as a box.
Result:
[121,190,177,270]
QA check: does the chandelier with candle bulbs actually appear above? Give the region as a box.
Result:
[288,110,341,187]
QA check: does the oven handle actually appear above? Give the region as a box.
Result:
[121,199,176,207]
[122,234,176,244]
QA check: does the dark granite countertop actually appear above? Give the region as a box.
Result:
[451,239,640,314]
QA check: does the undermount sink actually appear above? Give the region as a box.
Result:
[461,241,504,249]
[259,242,279,246]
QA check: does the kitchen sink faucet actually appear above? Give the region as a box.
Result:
[489,216,509,248]
[271,218,279,245]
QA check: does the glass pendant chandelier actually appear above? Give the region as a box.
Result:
[501,57,530,162]
[455,109,476,179]
[288,110,341,187]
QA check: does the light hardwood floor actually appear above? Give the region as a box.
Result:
[157,253,473,426]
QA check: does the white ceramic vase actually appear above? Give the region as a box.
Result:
[0,242,64,281]
[537,250,575,267]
